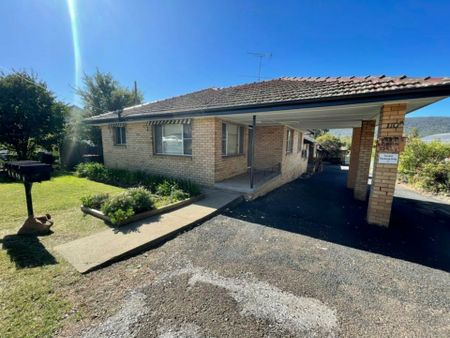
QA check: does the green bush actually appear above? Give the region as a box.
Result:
[126,187,154,213]
[416,162,450,193]
[170,188,190,202]
[100,188,154,224]
[399,138,450,193]
[80,193,109,209]
[75,162,108,181]
[75,162,200,197]
[155,180,174,196]
[105,207,135,225]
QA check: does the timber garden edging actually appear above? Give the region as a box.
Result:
[81,194,205,226]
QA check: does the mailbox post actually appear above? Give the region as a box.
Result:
[5,161,54,234]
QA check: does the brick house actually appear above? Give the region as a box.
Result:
[86,76,450,226]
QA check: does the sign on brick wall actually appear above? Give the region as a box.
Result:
[378,153,399,164]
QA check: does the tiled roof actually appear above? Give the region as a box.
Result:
[86,76,450,122]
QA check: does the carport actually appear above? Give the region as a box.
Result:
[214,76,450,226]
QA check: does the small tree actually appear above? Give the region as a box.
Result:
[316,133,344,158]
[0,71,68,159]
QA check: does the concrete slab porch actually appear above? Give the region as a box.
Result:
[55,189,242,273]
[214,170,280,194]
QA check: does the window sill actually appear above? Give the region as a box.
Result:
[222,154,245,159]
[153,153,192,159]
[113,144,127,147]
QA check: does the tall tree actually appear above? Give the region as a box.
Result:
[76,69,143,144]
[0,71,68,159]
[77,69,143,117]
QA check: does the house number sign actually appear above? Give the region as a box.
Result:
[386,121,404,129]
[378,153,399,164]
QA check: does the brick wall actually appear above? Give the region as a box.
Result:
[354,120,376,201]
[246,127,307,199]
[367,104,407,226]
[214,119,249,182]
[281,127,308,181]
[101,118,307,191]
[254,126,283,169]
[347,127,361,189]
[101,118,216,186]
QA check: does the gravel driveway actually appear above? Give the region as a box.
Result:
[78,166,450,338]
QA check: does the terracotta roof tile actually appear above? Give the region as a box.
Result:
[87,76,450,122]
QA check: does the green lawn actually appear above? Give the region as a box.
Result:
[0,174,123,338]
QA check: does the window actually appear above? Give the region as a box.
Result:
[286,129,293,153]
[301,144,309,159]
[222,123,244,156]
[154,123,192,155]
[113,126,126,145]
[297,132,303,153]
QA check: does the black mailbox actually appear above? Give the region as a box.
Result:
[5,161,52,182]
[5,161,53,234]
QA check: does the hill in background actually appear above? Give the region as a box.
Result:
[330,116,450,138]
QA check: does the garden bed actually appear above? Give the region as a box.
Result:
[81,193,204,226]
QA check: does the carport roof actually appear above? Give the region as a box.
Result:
[86,75,450,124]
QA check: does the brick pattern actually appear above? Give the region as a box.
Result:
[281,127,308,181]
[254,126,284,168]
[101,118,216,186]
[347,127,361,189]
[367,104,407,226]
[214,119,249,182]
[353,120,376,201]
[246,127,308,200]
[101,118,307,191]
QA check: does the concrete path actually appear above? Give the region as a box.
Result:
[55,189,241,273]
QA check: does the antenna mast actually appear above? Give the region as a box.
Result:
[248,52,272,81]
[134,81,138,105]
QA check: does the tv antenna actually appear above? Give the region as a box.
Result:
[248,52,272,81]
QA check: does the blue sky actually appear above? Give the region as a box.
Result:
[1,0,450,117]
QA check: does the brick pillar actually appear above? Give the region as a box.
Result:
[353,120,376,201]
[346,127,361,189]
[367,104,406,226]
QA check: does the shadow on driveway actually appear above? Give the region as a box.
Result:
[224,165,450,273]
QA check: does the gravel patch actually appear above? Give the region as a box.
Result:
[156,265,337,337]
[157,322,203,338]
[81,291,149,338]
[58,167,450,337]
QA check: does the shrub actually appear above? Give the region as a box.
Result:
[155,180,175,196]
[416,162,450,194]
[106,207,135,225]
[399,137,450,193]
[127,187,154,213]
[170,188,190,202]
[399,138,450,181]
[81,193,109,209]
[75,162,200,197]
[75,162,108,181]
[101,188,154,224]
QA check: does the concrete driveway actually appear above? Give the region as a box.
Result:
[80,166,450,338]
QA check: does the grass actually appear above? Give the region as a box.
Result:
[0,173,123,338]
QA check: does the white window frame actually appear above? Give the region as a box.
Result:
[286,128,294,154]
[154,123,192,156]
[114,126,126,145]
[222,122,243,156]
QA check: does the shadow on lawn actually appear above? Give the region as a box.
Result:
[224,165,450,273]
[1,234,57,268]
